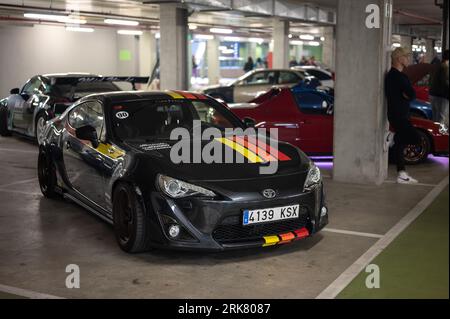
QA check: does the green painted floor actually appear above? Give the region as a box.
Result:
[338,186,449,299]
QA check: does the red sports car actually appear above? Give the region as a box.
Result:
[414,85,430,102]
[229,87,448,164]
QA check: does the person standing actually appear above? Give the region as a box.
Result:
[243,57,254,73]
[192,55,199,79]
[429,50,449,127]
[385,47,420,184]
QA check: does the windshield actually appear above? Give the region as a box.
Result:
[49,81,121,100]
[111,99,243,141]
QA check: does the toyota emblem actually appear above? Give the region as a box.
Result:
[262,189,277,199]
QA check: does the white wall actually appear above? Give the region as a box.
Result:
[0,24,145,96]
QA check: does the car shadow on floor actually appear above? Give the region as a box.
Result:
[36,196,325,267]
[132,234,325,266]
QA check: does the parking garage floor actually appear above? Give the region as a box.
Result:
[0,135,448,299]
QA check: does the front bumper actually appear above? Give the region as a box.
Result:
[147,184,328,251]
[432,133,449,155]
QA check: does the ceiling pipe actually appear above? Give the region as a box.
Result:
[394,9,442,25]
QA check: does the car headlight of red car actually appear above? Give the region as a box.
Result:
[439,123,448,135]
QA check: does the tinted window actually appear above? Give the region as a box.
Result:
[306,70,331,81]
[22,77,42,94]
[112,99,240,141]
[294,92,330,115]
[243,71,277,85]
[50,81,120,100]
[69,101,104,138]
[279,72,300,84]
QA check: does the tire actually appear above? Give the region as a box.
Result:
[112,183,152,253]
[38,147,58,198]
[0,105,11,136]
[403,130,431,165]
[35,112,48,145]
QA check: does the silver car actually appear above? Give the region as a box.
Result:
[0,73,148,144]
[202,69,321,103]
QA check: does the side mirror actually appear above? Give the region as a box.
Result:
[75,125,99,148]
[10,88,20,95]
[20,93,30,101]
[243,117,256,128]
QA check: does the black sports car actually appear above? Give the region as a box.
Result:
[38,90,328,252]
[0,73,148,144]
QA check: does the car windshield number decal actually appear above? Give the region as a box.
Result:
[243,204,299,225]
[116,111,129,119]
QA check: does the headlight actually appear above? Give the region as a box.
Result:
[439,123,448,135]
[303,162,322,192]
[157,174,216,198]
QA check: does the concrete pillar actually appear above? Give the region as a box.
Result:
[207,38,220,85]
[249,42,257,61]
[322,27,335,69]
[139,31,157,78]
[333,0,392,185]
[159,3,188,90]
[400,35,412,52]
[425,39,434,63]
[443,0,449,50]
[273,19,289,68]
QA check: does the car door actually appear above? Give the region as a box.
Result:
[63,100,108,209]
[256,90,301,148]
[9,77,40,130]
[233,71,277,103]
[292,91,334,154]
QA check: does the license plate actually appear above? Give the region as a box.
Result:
[243,204,300,225]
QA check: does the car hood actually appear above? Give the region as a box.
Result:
[124,137,310,183]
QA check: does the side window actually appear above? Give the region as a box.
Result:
[68,101,104,139]
[192,101,234,128]
[21,77,41,95]
[294,92,330,115]
[308,70,331,81]
[244,71,277,85]
[279,72,301,84]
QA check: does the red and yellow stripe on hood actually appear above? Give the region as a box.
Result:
[215,136,291,163]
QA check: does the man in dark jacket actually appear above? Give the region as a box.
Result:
[429,50,449,127]
[385,47,419,184]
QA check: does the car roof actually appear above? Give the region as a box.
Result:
[82,90,209,104]
[42,73,100,78]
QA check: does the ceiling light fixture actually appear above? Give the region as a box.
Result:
[299,34,315,41]
[105,19,139,26]
[66,26,94,33]
[117,30,143,36]
[210,28,233,34]
[194,34,214,40]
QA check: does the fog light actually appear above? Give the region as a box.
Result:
[320,206,328,217]
[168,224,180,238]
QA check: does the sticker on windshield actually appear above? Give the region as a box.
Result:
[116,111,129,119]
[139,143,172,151]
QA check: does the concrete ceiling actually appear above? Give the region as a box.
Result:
[0,0,445,36]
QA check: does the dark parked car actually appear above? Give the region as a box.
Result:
[0,73,148,144]
[38,90,328,253]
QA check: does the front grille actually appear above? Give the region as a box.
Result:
[212,213,309,244]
